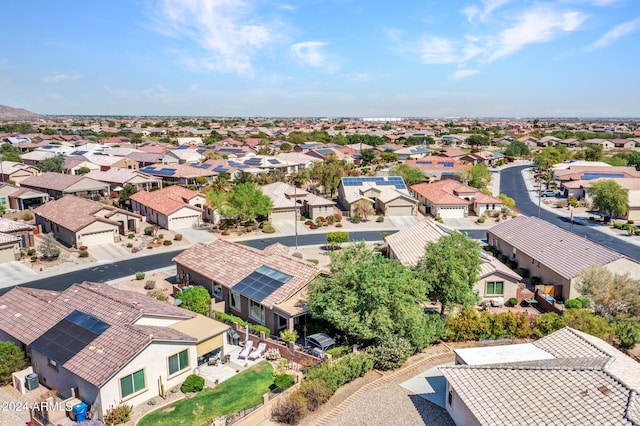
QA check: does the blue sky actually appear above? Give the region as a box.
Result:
[1,0,639,117]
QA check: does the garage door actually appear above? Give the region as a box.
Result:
[79,230,115,247]
[385,205,414,216]
[270,210,295,222]
[170,215,200,230]
[437,206,465,218]
[0,246,16,263]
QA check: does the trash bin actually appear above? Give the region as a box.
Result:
[72,402,88,423]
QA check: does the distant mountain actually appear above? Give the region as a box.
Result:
[0,104,40,121]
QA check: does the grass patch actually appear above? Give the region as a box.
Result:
[138,361,274,426]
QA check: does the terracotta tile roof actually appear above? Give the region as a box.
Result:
[406,157,471,172]
[85,168,160,185]
[130,185,203,216]
[21,172,107,192]
[440,327,640,426]
[488,216,625,280]
[261,182,334,209]
[0,282,200,388]
[0,217,33,233]
[33,195,137,232]
[411,180,489,205]
[173,240,321,308]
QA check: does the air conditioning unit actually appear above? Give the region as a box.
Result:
[25,373,39,391]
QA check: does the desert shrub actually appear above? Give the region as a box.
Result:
[299,378,333,412]
[507,259,518,269]
[368,336,413,370]
[104,403,132,425]
[335,222,343,228]
[78,250,89,258]
[447,308,489,341]
[128,233,135,239]
[158,234,164,239]
[434,215,443,223]
[27,248,35,256]
[613,320,640,349]
[564,299,583,309]
[564,309,614,341]
[477,216,485,223]
[0,341,26,385]
[20,211,34,221]
[180,374,205,393]
[30,256,38,262]
[143,226,154,236]
[309,224,318,229]
[174,233,183,241]
[629,220,635,225]
[144,280,156,290]
[517,267,529,278]
[135,272,145,280]
[325,345,350,358]
[292,252,303,259]
[376,216,384,222]
[306,259,319,265]
[326,215,336,224]
[163,240,172,246]
[305,352,374,392]
[249,323,270,336]
[614,222,624,230]
[271,391,306,425]
[147,289,167,301]
[316,216,326,223]
[305,220,314,226]
[508,297,519,307]
[575,296,590,308]
[333,213,342,222]
[532,313,566,338]
[213,310,247,327]
[351,216,361,224]
[274,374,295,391]
[498,254,508,263]
[262,225,276,234]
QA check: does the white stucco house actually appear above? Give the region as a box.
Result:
[130,185,206,230]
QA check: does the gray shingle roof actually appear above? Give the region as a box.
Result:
[488,216,625,280]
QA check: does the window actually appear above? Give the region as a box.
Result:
[230,290,241,312]
[0,197,7,207]
[275,313,288,331]
[212,282,222,299]
[486,281,504,295]
[250,300,266,324]
[168,349,189,376]
[48,358,58,370]
[120,369,145,398]
[448,389,453,406]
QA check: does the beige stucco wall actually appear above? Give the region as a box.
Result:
[473,272,519,301]
[445,381,481,426]
[167,208,202,230]
[604,258,640,280]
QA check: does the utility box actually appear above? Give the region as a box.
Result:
[25,373,39,391]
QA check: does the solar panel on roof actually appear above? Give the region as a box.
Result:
[233,265,292,303]
[31,310,110,364]
[213,166,229,173]
[582,173,625,180]
[268,159,280,164]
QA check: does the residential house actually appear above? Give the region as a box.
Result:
[0,182,49,210]
[163,147,205,165]
[0,216,34,248]
[583,138,615,150]
[410,180,502,218]
[554,165,640,187]
[487,216,640,300]
[62,156,101,175]
[20,173,110,199]
[20,150,57,166]
[578,178,640,221]
[405,156,472,181]
[34,195,141,247]
[176,137,203,146]
[0,161,40,185]
[338,176,417,217]
[459,151,505,167]
[611,138,636,149]
[260,182,335,222]
[126,151,163,167]
[137,164,217,186]
[85,168,163,193]
[0,282,229,421]
[130,185,205,230]
[173,240,322,335]
[0,232,21,262]
[385,220,521,302]
[441,327,640,426]
[83,153,138,171]
[393,145,430,161]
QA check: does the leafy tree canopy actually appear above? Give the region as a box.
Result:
[0,341,27,385]
[175,286,211,315]
[577,266,640,320]
[503,140,530,157]
[389,164,426,186]
[588,179,628,220]
[118,183,138,204]
[219,182,273,223]
[36,156,64,173]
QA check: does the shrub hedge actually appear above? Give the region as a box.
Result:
[305,352,374,392]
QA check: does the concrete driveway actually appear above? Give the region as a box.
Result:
[390,216,419,229]
[174,227,218,244]
[442,217,481,229]
[89,243,131,261]
[0,261,39,289]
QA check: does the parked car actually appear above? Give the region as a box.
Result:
[540,189,558,197]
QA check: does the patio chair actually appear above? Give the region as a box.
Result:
[248,342,267,361]
[238,341,253,360]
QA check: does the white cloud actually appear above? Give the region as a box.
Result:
[463,0,512,23]
[149,0,280,76]
[450,69,479,80]
[488,7,587,61]
[43,73,83,83]
[588,17,640,50]
[591,0,621,6]
[420,37,459,64]
[290,41,338,73]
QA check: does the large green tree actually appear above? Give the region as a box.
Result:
[219,182,273,223]
[466,134,490,149]
[0,143,22,162]
[307,243,447,349]
[36,156,64,173]
[118,183,138,205]
[534,146,566,171]
[628,151,640,170]
[389,164,426,186]
[588,179,628,220]
[175,286,211,315]
[0,341,26,385]
[577,266,640,320]
[415,232,482,317]
[310,155,346,198]
[503,140,530,157]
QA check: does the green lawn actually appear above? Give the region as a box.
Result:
[138,361,274,426]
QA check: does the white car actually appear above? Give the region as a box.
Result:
[540,189,558,197]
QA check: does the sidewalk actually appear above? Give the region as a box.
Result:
[519,166,640,248]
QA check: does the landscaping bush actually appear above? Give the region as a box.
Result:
[368,336,413,370]
[128,233,135,239]
[175,286,211,315]
[517,267,529,278]
[532,313,566,338]
[477,216,485,223]
[507,259,518,269]
[309,223,318,229]
[564,298,583,309]
[434,215,443,223]
[135,272,145,280]
[21,211,34,221]
[629,220,635,225]
[163,240,173,246]
[143,226,155,236]
[27,248,35,256]
[351,216,361,224]
[575,296,590,308]
[613,320,640,349]
[306,259,319,265]
[305,352,374,392]
[335,222,343,228]
[104,403,133,425]
[144,280,156,290]
[147,289,168,301]
[325,345,350,358]
[376,216,384,223]
[271,391,306,425]
[304,220,314,226]
[158,234,164,239]
[126,243,133,248]
[498,254,508,263]
[249,323,270,336]
[274,374,295,391]
[78,250,89,258]
[30,256,38,262]
[531,276,542,286]
[174,233,183,241]
[564,309,614,341]
[333,213,342,222]
[299,378,333,412]
[0,341,26,385]
[181,374,205,393]
[262,225,276,233]
[292,252,303,259]
[614,222,624,230]
[508,297,519,307]
[326,215,336,225]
